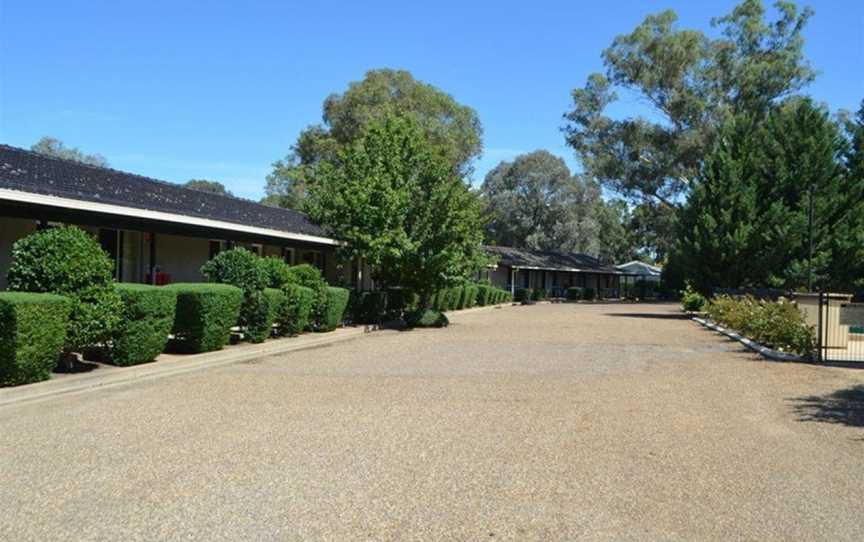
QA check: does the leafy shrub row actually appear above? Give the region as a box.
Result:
[704,294,815,357]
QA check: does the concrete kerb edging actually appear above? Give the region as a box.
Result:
[691,316,806,363]
[0,302,517,408]
[0,328,368,408]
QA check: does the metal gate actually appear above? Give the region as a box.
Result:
[816,292,864,363]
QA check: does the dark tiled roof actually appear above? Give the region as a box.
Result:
[485,245,621,274]
[0,144,330,239]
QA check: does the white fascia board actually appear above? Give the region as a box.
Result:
[0,187,339,246]
[511,264,623,274]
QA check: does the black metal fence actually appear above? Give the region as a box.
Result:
[816,292,864,363]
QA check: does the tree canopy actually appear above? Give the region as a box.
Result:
[563,0,814,208]
[31,136,108,167]
[667,98,863,293]
[266,69,483,208]
[303,115,488,299]
[184,179,233,196]
[481,150,636,263]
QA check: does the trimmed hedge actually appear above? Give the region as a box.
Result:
[164,283,243,354]
[280,284,314,336]
[583,287,595,301]
[532,288,547,301]
[261,288,287,338]
[108,284,177,366]
[476,284,493,306]
[200,248,269,342]
[407,308,449,328]
[317,287,350,332]
[243,290,273,343]
[0,292,70,386]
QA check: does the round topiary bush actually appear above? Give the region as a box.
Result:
[6,226,123,353]
[201,248,269,342]
[260,256,293,289]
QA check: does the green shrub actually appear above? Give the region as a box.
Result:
[242,290,274,343]
[286,264,325,289]
[407,308,449,328]
[453,285,467,310]
[445,287,459,311]
[108,284,177,366]
[515,288,533,304]
[0,293,70,386]
[164,283,243,353]
[532,288,547,301]
[681,282,707,312]
[462,284,478,308]
[352,290,387,324]
[280,284,314,335]
[705,295,814,357]
[264,288,289,336]
[317,287,350,332]
[386,287,418,319]
[260,256,292,289]
[7,226,122,353]
[201,248,270,341]
[200,248,268,291]
[566,287,584,300]
[476,284,492,306]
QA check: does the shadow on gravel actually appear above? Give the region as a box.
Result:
[792,385,864,429]
[606,312,690,320]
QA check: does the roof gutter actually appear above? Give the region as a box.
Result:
[0,187,340,246]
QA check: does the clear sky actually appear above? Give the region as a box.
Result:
[1,1,861,200]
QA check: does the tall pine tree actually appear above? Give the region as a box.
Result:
[670,98,861,293]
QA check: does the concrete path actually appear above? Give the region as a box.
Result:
[1,303,862,541]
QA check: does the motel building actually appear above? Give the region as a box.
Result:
[0,144,358,290]
[483,245,626,298]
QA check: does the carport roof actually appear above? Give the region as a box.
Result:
[0,144,333,242]
[485,245,622,274]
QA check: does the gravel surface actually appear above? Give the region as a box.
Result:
[1,302,863,541]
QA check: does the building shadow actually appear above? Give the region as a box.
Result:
[606,312,690,320]
[791,385,864,429]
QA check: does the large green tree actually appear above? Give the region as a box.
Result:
[31,136,108,167]
[670,98,862,292]
[303,115,487,302]
[563,0,815,257]
[480,150,636,262]
[267,69,483,209]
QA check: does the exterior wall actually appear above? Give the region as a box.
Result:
[0,216,38,290]
[156,234,210,283]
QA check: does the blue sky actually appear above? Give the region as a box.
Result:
[1,1,861,200]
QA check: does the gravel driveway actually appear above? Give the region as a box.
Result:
[1,302,863,541]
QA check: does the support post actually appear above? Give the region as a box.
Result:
[149,232,157,285]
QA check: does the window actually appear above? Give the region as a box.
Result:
[282,247,295,265]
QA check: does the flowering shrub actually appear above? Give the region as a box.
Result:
[681,282,707,312]
[705,295,814,358]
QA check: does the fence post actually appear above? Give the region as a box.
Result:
[816,291,824,363]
